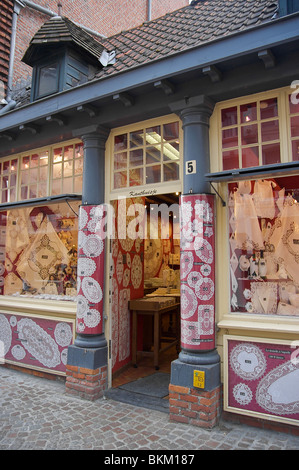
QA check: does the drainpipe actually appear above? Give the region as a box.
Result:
[147,0,152,21]
[6,0,25,103]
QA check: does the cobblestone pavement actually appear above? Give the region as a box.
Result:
[1,367,299,452]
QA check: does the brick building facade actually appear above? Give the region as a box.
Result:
[0,0,13,95]
[10,0,189,88]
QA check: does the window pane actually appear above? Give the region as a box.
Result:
[291,115,299,137]
[54,148,63,163]
[163,162,179,181]
[145,126,161,144]
[221,107,237,127]
[39,152,48,165]
[114,171,127,189]
[38,63,58,97]
[222,127,238,149]
[129,149,143,167]
[260,98,278,120]
[262,142,280,165]
[21,186,28,200]
[63,178,73,193]
[261,120,279,142]
[223,149,239,170]
[64,161,73,178]
[289,94,299,114]
[130,130,144,148]
[75,143,83,158]
[114,152,127,170]
[240,102,257,123]
[53,163,62,179]
[64,145,74,160]
[114,134,127,152]
[21,171,29,185]
[146,146,161,164]
[29,184,37,199]
[30,167,38,182]
[146,165,161,184]
[163,142,179,161]
[51,179,61,195]
[10,174,16,187]
[292,139,299,161]
[1,190,7,203]
[74,158,83,175]
[38,183,47,197]
[31,154,39,167]
[241,124,258,145]
[22,156,30,169]
[242,146,259,168]
[3,161,10,173]
[74,176,83,193]
[163,122,179,141]
[39,166,48,182]
[129,168,143,186]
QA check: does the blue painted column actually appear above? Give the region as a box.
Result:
[168,97,221,425]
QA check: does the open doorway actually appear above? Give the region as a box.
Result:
[107,192,180,411]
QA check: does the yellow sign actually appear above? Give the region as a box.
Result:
[193,370,205,389]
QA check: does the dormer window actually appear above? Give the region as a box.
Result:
[36,62,60,99]
[22,16,111,102]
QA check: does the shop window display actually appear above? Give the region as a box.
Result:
[228,175,299,316]
[0,201,80,300]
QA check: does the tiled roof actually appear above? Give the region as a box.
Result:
[96,0,278,78]
[22,16,106,65]
[15,0,279,107]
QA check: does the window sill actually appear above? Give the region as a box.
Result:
[217,313,299,335]
[0,295,77,318]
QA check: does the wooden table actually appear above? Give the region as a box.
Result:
[129,297,180,370]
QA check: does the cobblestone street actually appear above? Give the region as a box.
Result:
[1,367,299,452]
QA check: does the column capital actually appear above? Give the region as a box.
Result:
[169,95,215,125]
[72,124,110,142]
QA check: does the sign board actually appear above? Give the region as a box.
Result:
[193,370,205,389]
[185,160,196,175]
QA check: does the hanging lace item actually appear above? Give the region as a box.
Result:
[232,190,264,250]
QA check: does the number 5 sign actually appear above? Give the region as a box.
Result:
[185,160,196,175]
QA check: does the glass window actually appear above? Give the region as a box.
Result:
[228,175,299,317]
[51,143,83,195]
[289,94,299,161]
[0,159,18,203]
[20,151,49,200]
[220,97,281,170]
[0,201,80,299]
[37,63,59,98]
[113,120,181,189]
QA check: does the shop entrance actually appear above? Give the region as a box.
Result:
[107,193,180,411]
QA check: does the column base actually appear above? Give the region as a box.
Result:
[66,343,108,401]
[169,355,221,429]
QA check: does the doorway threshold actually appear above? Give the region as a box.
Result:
[104,372,170,414]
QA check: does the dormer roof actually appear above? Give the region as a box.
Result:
[22,15,106,66]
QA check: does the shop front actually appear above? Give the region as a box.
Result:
[209,87,299,428]
[1,0,299,433]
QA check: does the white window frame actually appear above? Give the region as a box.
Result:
[210,87,294,174]
[0,139,83,204]
[106,114,183,200]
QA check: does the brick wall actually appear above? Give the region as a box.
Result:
[169,384,222,429]
[0,0,13,93]
[12,0,189,86]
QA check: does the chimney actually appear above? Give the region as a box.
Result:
[278,0,299,16]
